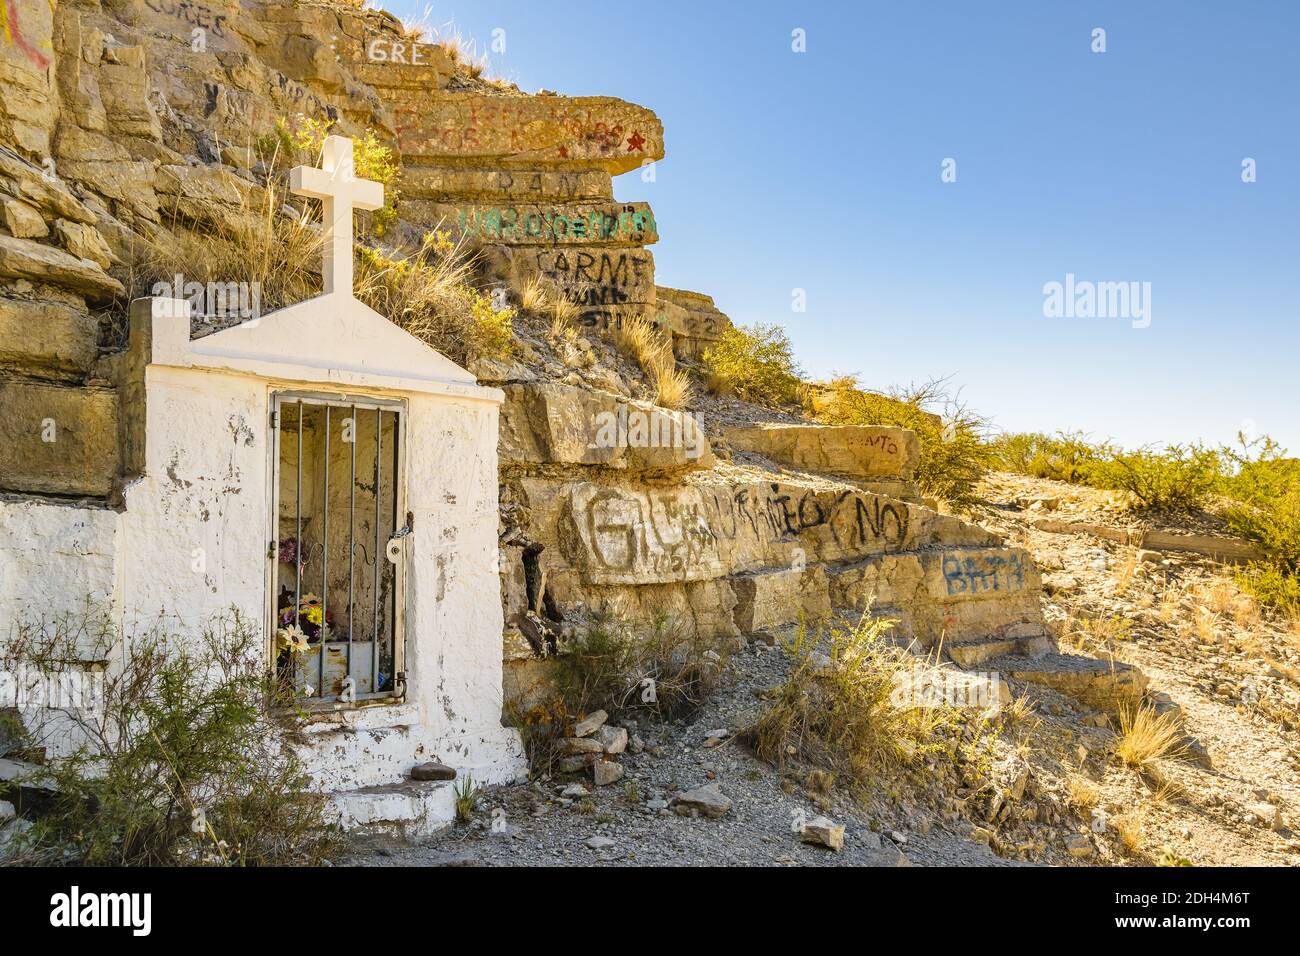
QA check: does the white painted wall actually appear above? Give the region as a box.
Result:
[1,293,525,821]
[0,497,119,652]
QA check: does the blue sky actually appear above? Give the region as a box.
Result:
[383,0,1300,451]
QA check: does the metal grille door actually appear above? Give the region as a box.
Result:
[270,393,405,704]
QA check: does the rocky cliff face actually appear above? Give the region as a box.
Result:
[0,0,1052,700]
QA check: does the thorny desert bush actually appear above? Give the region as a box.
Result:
[702,324,802,408]
[1090,443,1223,513]
[815,376,993,508]
[993,429,1300,611]
[507,612,729,777]
[1,608,340,866]
[1221,437,1300,612]
[747,613,971,794]
[987,431,1114,485]
[503,695,571,780]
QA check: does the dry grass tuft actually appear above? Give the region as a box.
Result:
[1115,808,1145,855]
[355,231,514,365]
[614,314,690,409]
[1066,773,1100,810]
[550,295,580,338]
[1003,693,1040,734]
[1115,704,1186,771]
[519,276,549,313]
[1157,581,1181,624]
[747,613,965,795]
[121,165,323,342]
[1113,550,1140,594]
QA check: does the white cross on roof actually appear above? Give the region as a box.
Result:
[290,135,385,297]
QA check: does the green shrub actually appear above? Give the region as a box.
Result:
[1220,437,1300,612]
[1089,444,1224,513]
[1221,438,1300,570]
[988,431,1114,484]
[1234,563,1300,617]
[702,324,802,407]
[2,610,341,866]
[270,115,400,237]
[816,376,992,508]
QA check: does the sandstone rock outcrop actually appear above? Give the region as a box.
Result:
[654,286,732,361]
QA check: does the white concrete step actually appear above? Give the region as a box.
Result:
[326,779,457,838]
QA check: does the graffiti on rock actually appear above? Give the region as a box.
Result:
[940,551,1026,597]
[568,483,912,584]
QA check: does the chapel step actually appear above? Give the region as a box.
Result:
[326,779,457,838]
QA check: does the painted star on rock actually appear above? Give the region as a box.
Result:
[626,131,646,152]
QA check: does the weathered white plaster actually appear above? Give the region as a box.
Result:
[0,497,120,646]
[0,292,526,833]
[128,291,525,820]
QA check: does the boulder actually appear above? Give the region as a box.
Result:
[500,382,711,472]
[557,754,594,774]
[2,199,48,239]
[0,381,119,497]
[399,167,612,203]
[410,200,657,246]
[0,151,97,225]
[1064,833,1094,858]
[595,725,628,755]
[731,565,831,633]
[410,761,457,782]
[672,783,732,819]
[573,710,608,738]
[0,298,99,378]
[800,815,845,851]
[654,287,731,360]
[592,759,624,787]
[1247,802,1282,830]
[54,220,116,270]
[390,92,664,174]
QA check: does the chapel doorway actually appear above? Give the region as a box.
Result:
[270,392,405,704]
